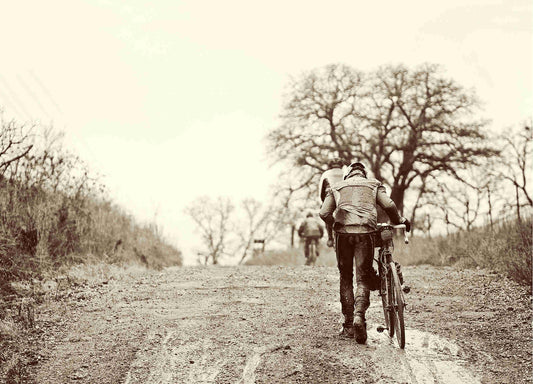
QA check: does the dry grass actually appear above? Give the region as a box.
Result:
[400,217,532,290]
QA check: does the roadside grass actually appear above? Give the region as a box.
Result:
[430,217,532,289]
[0,316,25,383]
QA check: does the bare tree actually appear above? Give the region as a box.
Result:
[234,198,287,264]
[431,167,496,232]
[498,119,532,221]
[185,196,234,265]
[267,63,497,214]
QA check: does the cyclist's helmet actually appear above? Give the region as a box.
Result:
[344,161,367,179]
[328,157,344,169]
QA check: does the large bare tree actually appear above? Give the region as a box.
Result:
[268,63,497,214]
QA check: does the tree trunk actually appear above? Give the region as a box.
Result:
[290,224,295,247]
[516,184,521,223]
[390,187,405,215]
[487,186,493,230]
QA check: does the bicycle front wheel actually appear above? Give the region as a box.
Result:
[390,262,406,348]
[380,267,394,337]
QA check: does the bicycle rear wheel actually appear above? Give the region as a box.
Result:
[380,266,394,337]
[390,263,406,348]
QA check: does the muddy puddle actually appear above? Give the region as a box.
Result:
[328,300,481,383]
[367,328,480,383]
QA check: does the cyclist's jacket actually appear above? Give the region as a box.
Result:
[298,217,324,238]
[318,167,344,203]
[319,175,402,233]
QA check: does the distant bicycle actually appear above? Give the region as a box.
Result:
[375,223,409,349]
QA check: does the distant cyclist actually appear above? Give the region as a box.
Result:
[319,162,411,343]
[318,157,345,248]
[297,212,324,265]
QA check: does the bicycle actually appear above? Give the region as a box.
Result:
[375,223,409,349]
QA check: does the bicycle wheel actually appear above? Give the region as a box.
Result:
[390,263,406,348]
[309,242,316,265]
[380,266,394,337]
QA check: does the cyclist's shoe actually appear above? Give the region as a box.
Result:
[395,261,404,285]
[354,314,367,344]
[368,269,381,291]
[339,323,355,339]
[327,238,334,248]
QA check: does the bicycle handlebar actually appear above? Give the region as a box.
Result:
[377,223,409,244]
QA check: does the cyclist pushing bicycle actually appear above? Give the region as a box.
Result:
[319,162,411,344]
[297,212,324,265]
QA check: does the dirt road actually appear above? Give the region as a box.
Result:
[26,265,531,383]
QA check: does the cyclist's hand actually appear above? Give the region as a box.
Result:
[401,217,411,232]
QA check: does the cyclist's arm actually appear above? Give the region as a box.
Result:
[319,192,336,226]
[376,185,402,225]
[297,222,305,237]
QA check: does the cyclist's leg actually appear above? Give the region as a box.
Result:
[356,234,380,291]
[336,234,356,328]
[313,237,320,257]
[353,235,374,343]
[354,235,373,315]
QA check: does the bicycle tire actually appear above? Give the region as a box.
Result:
[390,263,406,348]
[380,265,394,337]
[306,243,313,266]
[309,242,317,265]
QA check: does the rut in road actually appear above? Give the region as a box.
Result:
[123,266,480,384]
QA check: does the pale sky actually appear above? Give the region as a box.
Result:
[0,0,531,264]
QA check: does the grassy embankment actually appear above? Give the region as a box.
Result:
[0,181,182,294]
[246,217,531,290]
